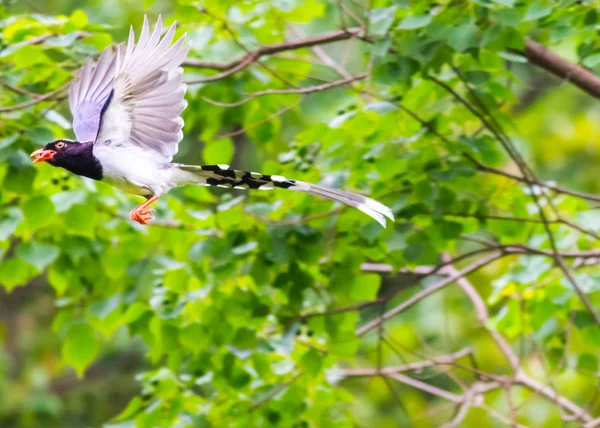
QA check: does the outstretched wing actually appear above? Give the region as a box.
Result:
[69,16,190,161]
[68,46,117,142]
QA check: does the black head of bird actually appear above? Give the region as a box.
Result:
[31,140,102,181]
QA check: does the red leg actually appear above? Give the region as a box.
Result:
[129,196,158,225]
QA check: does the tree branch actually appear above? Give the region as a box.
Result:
[184,28,361,82]
[466,153,600,203]
[246,73,368,96]
[515,372,594,423]
[340,347,472,377]
[442,256,519,372]
[0,83,69,112]
[386,372,463,404]
[516,38,600,99]
[356,252,504,336]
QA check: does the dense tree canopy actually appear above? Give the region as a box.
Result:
[1,0,600,426]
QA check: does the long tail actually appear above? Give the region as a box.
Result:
[173,164,394,227]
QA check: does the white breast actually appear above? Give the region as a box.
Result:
[93,140,172,197]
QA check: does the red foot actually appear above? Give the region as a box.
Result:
[130,207,154,225]
[129,196,159,225]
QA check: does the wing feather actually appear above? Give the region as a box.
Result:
[94,16,189,161]
[68,15,189,159]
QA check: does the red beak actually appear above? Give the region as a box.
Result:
[30,148,56,163]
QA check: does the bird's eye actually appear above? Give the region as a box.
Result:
[55,142,65,149]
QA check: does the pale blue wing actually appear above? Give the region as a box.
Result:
[69,47,117,142]
[95,16,190,161]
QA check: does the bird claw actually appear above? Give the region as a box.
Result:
[130,207,155,225]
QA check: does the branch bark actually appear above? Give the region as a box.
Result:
[516,38,600,99]
[442,256,520,373]
[340,347,472,377]
[356,252,504,336]
[184,28,361,82]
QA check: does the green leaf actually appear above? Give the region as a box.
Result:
[301,348,322,377]
[492,0,515,5]
[69,9,88,28]
[349,274,381,300]
[232,241,258,255]
[577,354,598,372]
[203,139,234,164]
[16,242,60,271]
[2,165,36,194]
[498,51,528,63]
[23,195,56,229]
[0,207,23,240]
[180,324,208,354]
[397,15,432,30]
[65,203,96,236]
[361,221,383,244]
[62,323,99,377]
[122,302,149,324]
[448,24,478,52]
[0,258,36,291]
[440,221,463,239]
[368,7,397,36]
[114,396,144,421]
[523,1,552,22]
[583,53,600,68]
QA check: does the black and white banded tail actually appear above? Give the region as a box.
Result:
[175,164,394,227]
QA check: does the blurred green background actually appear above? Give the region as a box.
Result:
[1,0,600,426]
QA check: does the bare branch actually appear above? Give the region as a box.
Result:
[466,154,600,203]
[340,347,472,377]
[356,252,504,336]
[442,256,519,372]
[248,372,303,412]
[184,28,362,81]
[515,38,600,99]
[515,373,594,424]
[247,73,368,96]
[0,83,69,112]
[386,372,463,404]
[216,102,299,138]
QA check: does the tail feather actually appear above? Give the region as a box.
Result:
[174,164,394,227]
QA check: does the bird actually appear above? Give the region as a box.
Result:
[31,16,394,228]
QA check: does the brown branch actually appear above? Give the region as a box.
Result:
[248,372,303,412]
[356,252,504,336]
[461,236,600,260]
[467,154,600,203]
[291,26,354,80]
[515,38,600,99]
[0,83,69,112]
[439,69,600,328]
[447,211,600,242]
[184,28,362,83]
[515,373,594,423]
[216,102,299,138]
[187,52,260,83]
[386,372,463,403]
[2,30,89,50]
[247,73,368,96]
[442,256,519,372]
[271,208,345,226]
[1,82,42,98]
[340,347,472,377]
[184,28,361,70]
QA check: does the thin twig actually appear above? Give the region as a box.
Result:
[341,348,472,377]
[0,83,69,112]
[247,73,368,96]
[356,252,504,336]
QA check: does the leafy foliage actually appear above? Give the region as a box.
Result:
[1,0,600,427]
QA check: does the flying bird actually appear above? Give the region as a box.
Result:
[31,16,394,227]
